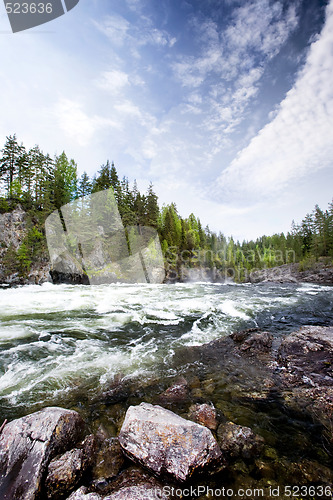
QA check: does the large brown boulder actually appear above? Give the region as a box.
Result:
[0,407,85,500]
[118,403,223,482]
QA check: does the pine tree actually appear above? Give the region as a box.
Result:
[92,160,112,193]
[145,182,159,228]
[77,172,92,198]
[0,134,25,198]
[53,152,77,209]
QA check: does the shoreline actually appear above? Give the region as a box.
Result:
[1,261,333,287]
[1,325,332,499]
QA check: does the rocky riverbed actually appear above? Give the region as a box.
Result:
[1,325,332,500]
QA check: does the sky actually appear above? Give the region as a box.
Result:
[0,0,332,241]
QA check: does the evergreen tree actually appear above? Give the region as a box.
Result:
[77,171,92,198]
[145,182,159,228]
[0,134,25,198]
[53,152,77,209]
[92,160,112,192]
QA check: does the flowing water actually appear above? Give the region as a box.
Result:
[0,281,332,418]
[1,281,333,496]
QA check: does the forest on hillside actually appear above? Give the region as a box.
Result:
[0,134,333,280]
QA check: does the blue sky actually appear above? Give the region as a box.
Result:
[0,0,332,240]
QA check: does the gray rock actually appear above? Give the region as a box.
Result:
[67,486,102,499]
[276,325,333,441]
[217,421,264,460]
[99,466,168,500]
[0,407,85,500]
[105,485,166,499]
[277,325,333,387]
[118,403,223,482]
[0,205,26,250]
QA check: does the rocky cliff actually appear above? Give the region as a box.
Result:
[0,205,51,285]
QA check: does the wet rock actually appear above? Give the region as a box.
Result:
[45,448,85,499]
[45,435,96,499]
[67,486,102,499]
[158,376,189,404]
[188,403,218,431]
[118,403,224,482]
[100,466,168,499]
[92,437,124,481]
[297,458,333,484]
[276,326,333,437]
[81,434,98,470]
[277,326,333,388]
[0,407,85,500]
[238,331,273,355]
[217,422,264,460]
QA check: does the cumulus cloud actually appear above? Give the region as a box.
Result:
[54,99,120,146]
[96,70,129,94]
[215,0,333,203]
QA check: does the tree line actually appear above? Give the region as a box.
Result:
[0,134,332,279]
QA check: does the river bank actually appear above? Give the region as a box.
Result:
[1,206,333,287]
[1,325,332,499]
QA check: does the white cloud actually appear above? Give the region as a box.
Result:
[96,70,129,93]
[96,13,176,53]
[54,99,120,146]
[170,0,300,157]
[95,15,130,46]
[215,0,333,203]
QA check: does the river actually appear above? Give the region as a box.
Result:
[1,281,332,418]
[1,281,333,496]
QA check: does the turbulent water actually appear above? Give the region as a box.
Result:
[0,281,333,421]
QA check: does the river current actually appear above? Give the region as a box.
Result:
[0,281,332,421]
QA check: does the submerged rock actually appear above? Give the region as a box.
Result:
[98,466,168,500]
[277,325,333,388]
[158,376,189,404]
[0,407,84,500]
[217,422,265,460]
[67,486,102,499]
[188,403,218,431]
[92,437,124,481]
[118,402,224,482]
[276,325,333,440]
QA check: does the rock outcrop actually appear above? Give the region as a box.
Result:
[118,402,224,482]
[0,206,51,285]
[0,407,85,500]
[276,325,333,437]
[249,261,333,284]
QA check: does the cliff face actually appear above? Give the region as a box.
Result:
[0,206,51,285]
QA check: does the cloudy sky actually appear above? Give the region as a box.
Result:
[0,0,332,240]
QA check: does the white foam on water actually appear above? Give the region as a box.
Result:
[219,300,250,320]
[0,281,332,409]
